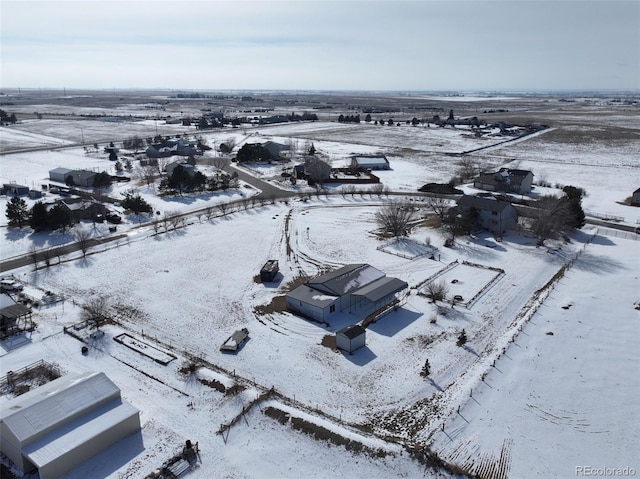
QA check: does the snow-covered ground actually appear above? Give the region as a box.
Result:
[1,107,638,478]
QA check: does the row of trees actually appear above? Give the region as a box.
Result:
[6,197,73,232]
[0,109,18,125]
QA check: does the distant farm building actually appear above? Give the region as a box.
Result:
[286,264,407,323]
[473,168,534,195]
[48,168,96,187]
[350,155,390,170]
[2,183,29,197]
[48,167,74,183]
[631,187,640,206]
[457,195,518,236]
[0,371,140,479]
[336,325,366,353]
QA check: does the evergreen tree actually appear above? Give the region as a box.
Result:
[29,201,49,231]
[48,204,73,231]
[456,329,467,347]
[109,150,118,162]
[6,197,30,228]
[421,358,431,377]
[93,171,112,189]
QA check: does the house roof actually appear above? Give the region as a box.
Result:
[0,293,30,319]
[351,277,408,302]
[287,285,338,308]
[337,324,365,339]
[458,195,514,213]
[49,167,73,176]
[23,399,139,469]
[307,264,386,296]
[0,372,121,444]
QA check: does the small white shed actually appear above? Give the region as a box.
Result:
[336,325,366,353]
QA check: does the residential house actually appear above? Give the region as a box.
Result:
[0,371,140,479]
[457,195,518,236]
[59,199,109,223]
[165,160,196,178]
[286,264,407,323]
[336,325,366,353]
[147,139,196,158]
[631,187,640,206]
[294,158,332,184]
[350,155,390,170]
[474,168,534,195]
[262,141,290,160]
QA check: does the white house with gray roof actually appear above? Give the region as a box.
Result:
[457,195,518,235]
[286,264,407,322]
[0,371,140,479]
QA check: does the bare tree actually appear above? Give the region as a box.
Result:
[457,157,479,182]
[375,200,417,237]
[426,195,451,221]
[342,185,357,197]
[425,280,449,303]
[204,206,215,221]
[241,196,251,210]
[81,296,110,328]
[211,156,230,172]
[137,164,157,187]
[217,202,229,216]
[74,229,92,257]
[371,183,385,198]
[530,195,573,246]
[28,244,39,270]
[42,248,54,268]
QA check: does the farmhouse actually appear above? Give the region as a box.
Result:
[457,195,518,236]
[286,264,407,323]
[350,155,390,170]
[294,157,332,183]
[262,141,290,159]
[336,324,366,353]
[165,160,197,177]
[473,168,534,195]
[0,371,140,479]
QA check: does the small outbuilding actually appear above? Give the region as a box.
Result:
[336,325,366,353]
[2,183,29,197]
[350,155,390,170]
[260,260,279,282]
[631,187,640,206]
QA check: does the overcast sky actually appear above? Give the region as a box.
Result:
[1,0,638,92]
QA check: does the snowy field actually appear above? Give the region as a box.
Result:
[1,102,639,478]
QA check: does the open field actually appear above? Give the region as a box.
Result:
[0,91,638,478]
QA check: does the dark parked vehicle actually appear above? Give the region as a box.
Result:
[106,213,121,224]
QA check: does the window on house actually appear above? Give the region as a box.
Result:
[491,211,498,216]
[330,304,335,313]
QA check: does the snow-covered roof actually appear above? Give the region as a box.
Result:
[307,264,385,296]
[351,276,408,302]
[0,371,121,444]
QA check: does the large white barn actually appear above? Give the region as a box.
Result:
[0,371,140,479]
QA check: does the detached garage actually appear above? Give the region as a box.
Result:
[0,371,140,479]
